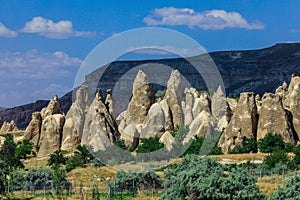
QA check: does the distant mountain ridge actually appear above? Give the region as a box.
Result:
[1,43,300,129]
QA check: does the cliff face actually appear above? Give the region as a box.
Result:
[1,43,300,129]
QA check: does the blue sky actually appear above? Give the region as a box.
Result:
[0,0,300,107]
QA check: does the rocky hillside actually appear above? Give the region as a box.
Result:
[1,43,300,129]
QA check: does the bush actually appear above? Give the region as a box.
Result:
[16,139,33,160]
[25,168,53,190]
[258,133,285,153]
[229,137,257,154]
[66,154,84,172]
[136,137,164,154]
[270,172,300,199]
[182,136,204,156]
[161,155,263,200]
[47,150,67,169]
[293,145,300,164]
[155,89,166,99]
[263,150,297,170]
[111,170,162,193]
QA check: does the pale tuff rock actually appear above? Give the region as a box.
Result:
[61,85,89,151]
[105,89,114,117]
[182,101,193,126]
[159,99,173,132]
[121,124,139,149]
[218,92,258,153]
[0,120,18,132]
[164,70,185,126]
[275,81,288,97]
[24,112,42,146]
[183,110,214,144]
[128,70,155,124]
[41,95,62,119]
[257,93,294,143]
[159,131,175,151]
[226,98,238,113]
[82,89,120,151]
[192,92,211,118]
[38,114,65,157]
[141,103,165,138]
[283,74,300,139]
[255,94,262,113]
[211,85,231,131]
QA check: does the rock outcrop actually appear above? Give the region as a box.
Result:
[24,112,42,146]
[41,95,62,119]
[257,93,295,143]
[0,120,18,132]
[140,103,165,138]
[164,70,185,126]
[82,89,120,151]
[183,110,214,144]
[38,113,65,157]
[61,85,89,151]
[128,70,155,124]
[283,74,300,140]
[159,131,175,151]
[218,92,258,153]
[211,86,231,131]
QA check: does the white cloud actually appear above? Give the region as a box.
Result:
[126,45,206,57]
[144,7,264,30]
[21,16,95,38]
[0,49,81,79]
[0,22,18,37]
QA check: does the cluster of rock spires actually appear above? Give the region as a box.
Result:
[1,70,300,157]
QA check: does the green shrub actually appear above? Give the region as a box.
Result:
[66,154,84,172]
[136,137,164,154]
[258,133,285,153]
[270,172,300,199]
[47,150,67,169]
[263,150,297,170]
[25,168,53,190]
[161,155,263,200]
[229,137,257,154]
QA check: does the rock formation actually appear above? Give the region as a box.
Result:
[257,93,295,143]
[61,85,89,151]
[0,120,18,132]
[41,95,62,119]
[159,131,175,151]
[140,103,165,138]
[164,70,185,126]
[283,74,300,140]
[218,92,258,153]
[211,86,231,131]
[183,110,214,144]
[24,112,42,146]
[128,70,155,124]
[82,89,120,151]
[38,95,65,157]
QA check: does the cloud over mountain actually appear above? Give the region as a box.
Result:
[144,7,264,30]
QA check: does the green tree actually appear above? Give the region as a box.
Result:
[270,172,300,200]
[47,150,67,169]
[53,167,68,195]
[16,139,33,160]
[65,154,84,172]
[74,145,94,164]
[258,133,285,153]
[161,155,263,200]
